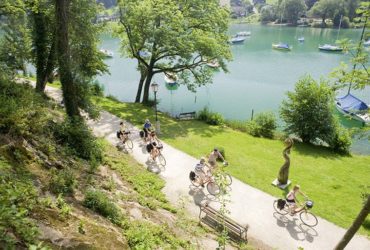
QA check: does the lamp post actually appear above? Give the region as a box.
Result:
[151,82,160,134]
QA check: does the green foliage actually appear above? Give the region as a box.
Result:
[309,0,346,27]
[124,221,188,249]
[280,0,307,24]
[330,125,352,154]
[280,76,334,142]
[83,189,122,225]
[53,118,103,165]
[90,80,105,97]
[49,168,76,195]
[0,159,39,247]
[56,194,71,219]
[225,120,248,132]
[260,5,277,22]
[247,112,277,139]
[197,107,225,125]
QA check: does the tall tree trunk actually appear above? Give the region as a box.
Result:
[34,11,48,93]
[43,37,56,85]
[55,0,80,117]
[135,62,147,103]
[142,69,153,104]
[334,195,370,250]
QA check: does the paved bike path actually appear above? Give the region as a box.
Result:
[42,83,370,250]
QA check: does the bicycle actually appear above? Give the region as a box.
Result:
[189,169,232,196]
[153,143,166,167]
[273,198,318,227]
[117,131,133,150]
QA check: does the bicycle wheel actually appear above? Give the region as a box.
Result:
[300,211,318,227]
[157,154,166,167]
[273,200,289,215]
[207,181,220,196]
[223,173,232,186]
[125,139,133,149]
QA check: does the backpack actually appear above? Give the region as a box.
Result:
[277,199,286,210]
[116,131,121,139]
[189,171,196,181]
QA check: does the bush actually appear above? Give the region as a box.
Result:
[54,118,103,165]
[90,80,104,97]
[49,168,76,195]
[330,125,351,154]
[197,107,224,125]
[83,189,122,225]
[248,112,277,139]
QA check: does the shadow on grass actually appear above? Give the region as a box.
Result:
[293,141,352,160]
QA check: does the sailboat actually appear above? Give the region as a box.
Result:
[319,15,343,52]
[272,2,292,51]
[335,94,370,124]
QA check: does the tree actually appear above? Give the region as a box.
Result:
[334,194,370,250]
[116,0,232,103]
[310,0,343,27]
[347,0,361,21]
[280,76,339,145]
[280,0,307,25]
[304,0,317,10]
[55,0,80,117]
[260,5,277,22]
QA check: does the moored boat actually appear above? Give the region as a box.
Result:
[235,31,251,37]
[336,93,370,124]
[164,72,178,85]
[206,59,220,68]
[272,43,292,51]
[364,40,370,47]
[99,49,114,58]
[318,44,343,52]
[230,36,246,44]
[298,37,305,42]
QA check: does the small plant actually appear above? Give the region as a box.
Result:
[39,196,55,209]
[83,189,122,225]
[56,194,71,219]
[78,221,86,235]
[49,168,76,195]
[197,107,224,125]
[102,176,116,191]
[246,112,277,139]
[90,80,105,97]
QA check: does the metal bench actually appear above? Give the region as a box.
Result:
[199,202,248,242]
[176,111,196,120]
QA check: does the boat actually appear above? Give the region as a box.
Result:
[364,40,370,47]
[319,15,343,53]
[164,72,178,85]
[318,44,343,52]
[230,36,246,44]
[336,93,370,124]
[206,59,220,68]
[99,49,114,58]
[272,43,292,51]
[235,31,251,37]
[298,37,305,42]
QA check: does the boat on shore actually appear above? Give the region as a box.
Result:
[336,93,370,124]
[164,72,178,85]
[230,36,246,44]
[298,37,305,42]
[272,43,292,51]
[318,44,343,52]
[99,49,114,58]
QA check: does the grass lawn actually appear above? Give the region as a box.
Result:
[95,96,370,237]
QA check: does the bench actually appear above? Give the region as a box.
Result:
[199,202,248,242]
[176,111,196,120]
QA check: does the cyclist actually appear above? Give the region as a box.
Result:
[208,148,227,169]
[286,184,308,215]
[147,131,161,161]
[194,157,211,184]
[143,119,152,142]
[118,121,129,143]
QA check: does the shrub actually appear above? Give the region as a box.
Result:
[53,118,103,165]
[246,112,277,138]
[49,168,76,195]
[197,107,224,125]
[83,189,122,225]
[330,125,351,154]
[106,95,119,102]
[90,80,104,97]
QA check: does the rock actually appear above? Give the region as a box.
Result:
[129,207,143,220]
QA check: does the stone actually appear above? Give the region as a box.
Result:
[272,178,291,189]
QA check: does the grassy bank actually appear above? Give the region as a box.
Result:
[94,95,370,237]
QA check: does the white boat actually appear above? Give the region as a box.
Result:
[318,44,343,52]
[206,59,220,68]
[230,36,246,44]
[164,72,178,85]
[99,49,114,58]
[336,93,370,123]
[235,31,251,37]
[364,40,370,47]
[272,43,292,51]
[298,37,305,42]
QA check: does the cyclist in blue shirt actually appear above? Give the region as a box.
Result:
[143,119,152,141]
